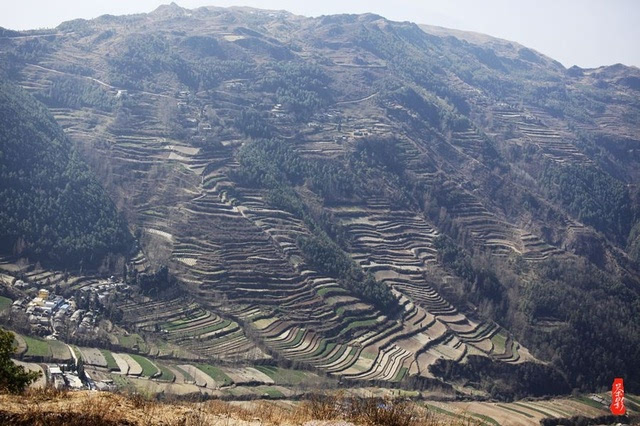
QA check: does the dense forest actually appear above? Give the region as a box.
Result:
[0,82,132,267]
[540,163,634,243]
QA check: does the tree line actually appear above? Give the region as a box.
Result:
[0,82,133,268]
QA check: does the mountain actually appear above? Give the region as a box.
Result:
[0,82,133,268]
[0,4,639,395]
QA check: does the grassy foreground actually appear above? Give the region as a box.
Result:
[0,389,496,426]
[1,388,639,425]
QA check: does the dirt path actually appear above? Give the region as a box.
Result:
[25,63,174,99]
[334,92,378,105]
[0,32,73,40]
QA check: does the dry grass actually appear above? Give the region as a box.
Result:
[1,389,135,425]
[0,389,272,426]
[0,388,488,425]
[295,393,458,426]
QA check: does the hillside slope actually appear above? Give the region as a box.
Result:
[0,82,132,267]
[0,4,638,393]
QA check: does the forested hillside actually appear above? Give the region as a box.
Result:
[0,82,132,267]
[0,4,639,396]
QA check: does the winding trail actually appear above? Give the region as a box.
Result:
[335,92,378,105]
[0,32,73,40]
[25,63,174,99]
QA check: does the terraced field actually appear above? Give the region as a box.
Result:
[4,6,638,392]
[0,257,100,292]
[491,105,592,165]
[428,393,640,426]
[7,40,540,384]
[119,297,265,361]
[323,189,534,372]
[89,355,326,395]
[7,332,324,396]
[11,334,324,393]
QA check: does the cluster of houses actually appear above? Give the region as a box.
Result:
[177,90,215,133]
[46,364,83,390]
[12,288,74,335]
[79,278,130,305]
[46,363,115,391]
[11,277,130,337]
[7,275,130,392]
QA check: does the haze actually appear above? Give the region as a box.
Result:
[2,0,639,69]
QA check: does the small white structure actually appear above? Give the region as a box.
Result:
[64,373,83,390]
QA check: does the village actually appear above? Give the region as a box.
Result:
[44,359,116,392]
[2,274,130,392]
[9,276,130,338]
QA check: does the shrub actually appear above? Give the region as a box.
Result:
[347,397,420,426]
[0,329,41,393]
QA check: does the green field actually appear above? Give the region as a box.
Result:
[496,404,535,418]
[254,366,310,385]
[197,364,233,386]
[170,319,232,338]
[491,333,507,353]
[317,287,346,297]
[627,394,640,405]
[393,367,408,382]
[339,318,378,336]
[100,350,120,371]
[109,373,135,393]
[575,396,607,410]
[288,329,305,347]
[174,365,194,382]
[156,364,176,382]
[626,398,640,412]
[48,340,71,361]
[191,320,231,335]
[323,345,348,365]
[260,386,284,398]
[129,354,159,377]
[424,404,463,420]
[162,309,206,330]
[309,340,334,358]
[424,404,499,426]
[469,413,500,426]
[512,402,557,418]
[23,335,52,358]
[0,296,12,311]
[70,345,83,361]
[117,334,147,352]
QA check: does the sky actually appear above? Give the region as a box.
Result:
[1,0,639,69]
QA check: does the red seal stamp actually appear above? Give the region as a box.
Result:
[610,378,626,416]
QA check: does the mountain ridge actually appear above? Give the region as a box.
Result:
[0,4,638,396]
